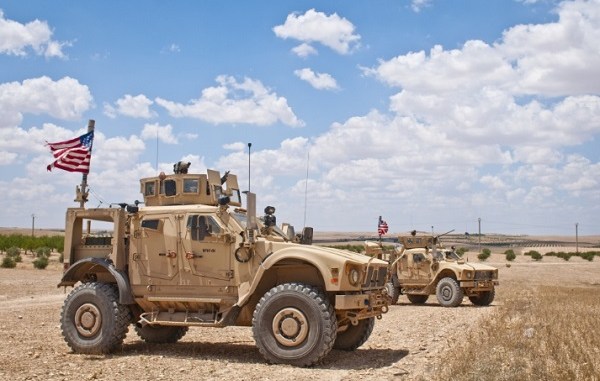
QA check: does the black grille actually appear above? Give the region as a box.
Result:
[362,266,387,288]
[474,271,494,280]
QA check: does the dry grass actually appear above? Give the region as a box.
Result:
[434,284,600,381]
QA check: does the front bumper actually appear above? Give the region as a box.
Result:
[460,280,499,290]
[334,289,389,325]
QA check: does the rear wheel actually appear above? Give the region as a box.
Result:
[333,317,375,351]
[469,288,495,306]
[252,283,337,367]
[60,282,131,354]
[407,294,429,304]
[135,324,188,343]
[436,277,464,307]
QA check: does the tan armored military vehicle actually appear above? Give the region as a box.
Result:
[58,163,389,366]
[368,233,498,307]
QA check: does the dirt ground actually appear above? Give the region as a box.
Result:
[1,251,600,381]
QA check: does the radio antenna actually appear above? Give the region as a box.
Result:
[247,142,252,192]
[303,150,309,229]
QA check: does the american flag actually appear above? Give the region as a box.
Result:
[46,131,94,173]
[378,216,388,236]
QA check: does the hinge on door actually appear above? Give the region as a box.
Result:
[226,270,234,279]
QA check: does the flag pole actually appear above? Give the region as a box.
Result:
[78,119,95,208]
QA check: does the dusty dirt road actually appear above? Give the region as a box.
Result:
[1,253,599,381]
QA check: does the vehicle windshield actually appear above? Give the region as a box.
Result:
[231,211,247,228]
[443,250,461,260]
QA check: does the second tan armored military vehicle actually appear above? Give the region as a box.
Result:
[367,233,498,307]
[58,163,389,367]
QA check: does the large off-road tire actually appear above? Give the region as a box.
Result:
[435,277,464,307]
[252,283,337,367]
[61,282,131,354]
[407,294,429,304]
[468,288,495,306]
[385,281,400,305]
[333,317,375,351]
[134,324,188,343]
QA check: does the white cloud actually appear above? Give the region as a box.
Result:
[291,43,318,58]
[480,175,507,190]
[223,142,247,151]
[411,0,433,13]
[0,76,92,128]
[499,0,600,96]
[104,94,157,119]
[155,75,304,127]
[273,9,360,55]
[294,68,339,90]
[0,10,69,58]
[140,123,178,144]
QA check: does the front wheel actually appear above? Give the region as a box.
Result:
[385,281,400,305]
[333,317,375,351]
[469,288,495,306]
[252,283,337,367]
[60,282,131,354]
[436,277,464,307]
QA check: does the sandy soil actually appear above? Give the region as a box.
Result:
[1,252,600,381]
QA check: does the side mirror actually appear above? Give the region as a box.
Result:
[300,227,313,245]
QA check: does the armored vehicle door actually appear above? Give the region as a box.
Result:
[399,251,431,285]
[131,215,180,284]
[180,213,234,288]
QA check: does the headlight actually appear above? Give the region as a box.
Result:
[464,270,473,279]
[349,268,361,286]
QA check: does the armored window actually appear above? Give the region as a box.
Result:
[183,179,199,193]
[144,181,156,196]
[164,179,177,196]
[413,253,427,263]
[141,219,160,230]
[230,188,241,204]
[187,215,222,241]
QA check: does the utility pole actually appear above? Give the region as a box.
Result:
[575,222,579,254]
[478,217,481,253]
[31,214,35,237]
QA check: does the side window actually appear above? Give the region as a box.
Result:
[141,219,161,230]
[183,179,199,193]
[144,181,156,196]
[187,215,222,241]
[164,180,177,196]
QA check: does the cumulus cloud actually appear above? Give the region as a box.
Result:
[363,1,600,154]
[104,94,157,119]
[291,43,318,58]
[0,10,69,58]
[0,76,92,128]
[140,123,178,144]
[155,75,304,127]
[294,68,339,90]
[223,142,247,151]
[273,9,360,55]
[410,0,433,12]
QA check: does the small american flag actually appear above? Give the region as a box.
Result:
[378,216,388,236]
[46,131,94,173]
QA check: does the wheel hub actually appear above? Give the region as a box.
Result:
[272,307,309,347]
[440,286,452,300]
[74,303,102,337]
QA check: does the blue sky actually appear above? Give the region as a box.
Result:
[1,0,599,236]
